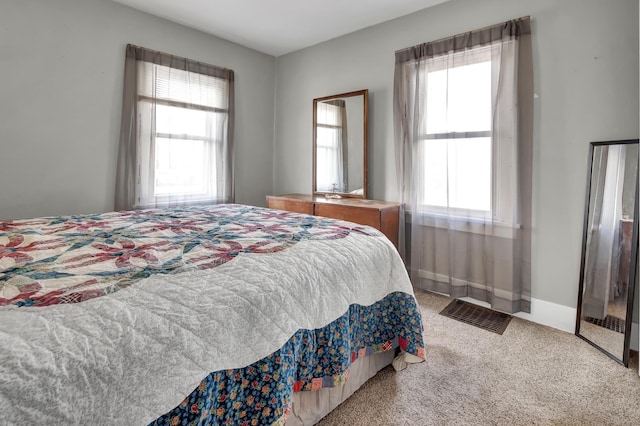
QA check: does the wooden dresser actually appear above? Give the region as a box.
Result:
[266,194,400,247]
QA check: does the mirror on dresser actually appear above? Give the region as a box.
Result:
[313,89,368,198]
[575,139,639,367]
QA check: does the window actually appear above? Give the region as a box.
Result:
[416,44,513,224]
[124,51,232,209]
[137,63,229,208]
[116,45,234,211]
[392,17,533,311]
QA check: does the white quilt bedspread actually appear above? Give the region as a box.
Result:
[0,232,414,425]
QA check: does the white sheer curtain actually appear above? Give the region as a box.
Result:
[393,17,533,314]
[115,45,234,211]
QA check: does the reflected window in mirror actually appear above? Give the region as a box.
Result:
[313,90,368,198]
[576,139,639,367]
[316,101,347,193]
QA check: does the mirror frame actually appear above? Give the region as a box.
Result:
[312,89,368,198]
[575,139,639,367]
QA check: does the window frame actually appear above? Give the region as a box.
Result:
[134,65,230,209]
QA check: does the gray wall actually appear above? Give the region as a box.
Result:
[0,0,275,219]
[274,0,639,309]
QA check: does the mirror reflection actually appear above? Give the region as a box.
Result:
[576,140,639,366]
[313,90,368,198]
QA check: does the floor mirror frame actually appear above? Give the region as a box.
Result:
[575,139,639,367]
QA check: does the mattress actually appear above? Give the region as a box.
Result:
[0,204,425,425]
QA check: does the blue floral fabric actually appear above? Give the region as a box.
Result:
[151,291,425,426]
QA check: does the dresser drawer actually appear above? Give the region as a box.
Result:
[315,204,380,228]
[266,197,314,215]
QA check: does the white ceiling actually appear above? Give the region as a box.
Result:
[112,0,450,57]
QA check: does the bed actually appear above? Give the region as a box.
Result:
[0,204,425,425]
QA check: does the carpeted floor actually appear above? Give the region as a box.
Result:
[317,289,640,426]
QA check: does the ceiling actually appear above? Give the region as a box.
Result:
[112,0,450,57]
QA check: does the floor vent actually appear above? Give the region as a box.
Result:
[440,299,512,335]
[584,315,625,334]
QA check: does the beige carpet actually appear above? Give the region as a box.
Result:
[317,290,640,426]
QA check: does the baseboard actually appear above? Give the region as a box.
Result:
[459,297,639,351]
[513,298,578,333]
[460,296,576,333]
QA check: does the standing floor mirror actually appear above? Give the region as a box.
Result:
[576,139,639,366]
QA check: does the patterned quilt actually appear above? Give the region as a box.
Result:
[0,204,425,425]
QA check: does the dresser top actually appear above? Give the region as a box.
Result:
[267,193,399,210]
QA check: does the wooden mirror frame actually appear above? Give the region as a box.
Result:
[575,139,639,367]
[312,89,368,199]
